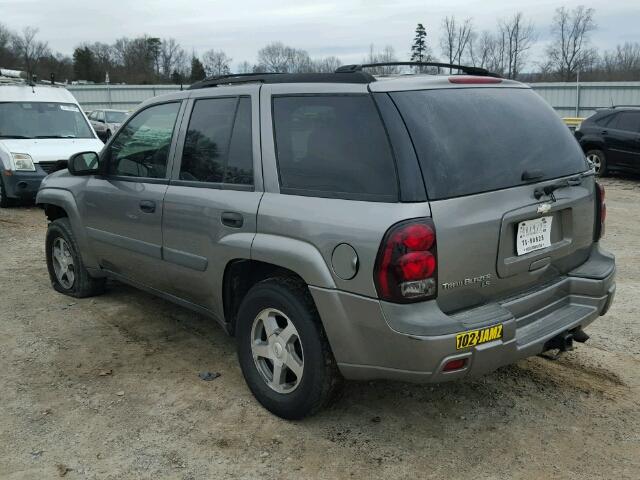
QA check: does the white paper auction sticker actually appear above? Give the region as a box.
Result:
[60,105,80,112]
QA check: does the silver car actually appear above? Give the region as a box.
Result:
[36,63,616,419]
[87,109,129,141]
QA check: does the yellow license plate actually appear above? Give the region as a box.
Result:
[456,324,503,350]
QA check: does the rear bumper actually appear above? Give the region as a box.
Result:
[311,244,616,383]
[2,169,47,199]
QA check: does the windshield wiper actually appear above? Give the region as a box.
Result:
[34,135,77,139]
[534,169,596,200]
[0,135,34,139]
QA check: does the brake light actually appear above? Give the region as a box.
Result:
[595,182,606,239]
[374,219,437,303]
[448,76,502,84]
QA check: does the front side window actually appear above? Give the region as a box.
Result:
[0,102,94,139]
[107,102,180,179]
[272,95,397,201]
[179,96,253,185]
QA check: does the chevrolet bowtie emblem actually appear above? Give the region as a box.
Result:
[537,203,552,214]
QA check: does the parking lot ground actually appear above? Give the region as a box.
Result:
[1,177,639,479]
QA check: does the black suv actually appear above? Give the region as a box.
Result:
[575,107,640,176]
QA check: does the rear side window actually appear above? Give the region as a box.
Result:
[180,96,253,185]
[611,111,640,132]
[391,88,588,200]
[272,95,397,201]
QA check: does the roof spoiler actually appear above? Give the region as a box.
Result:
[335,62,501,78]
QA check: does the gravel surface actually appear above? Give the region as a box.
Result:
[0,177,638,479]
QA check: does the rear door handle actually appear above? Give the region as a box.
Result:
[139,200,156,213]
[221,211,243,228]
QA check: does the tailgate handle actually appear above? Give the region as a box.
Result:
[221,211,244,228]
[529,257,551,272]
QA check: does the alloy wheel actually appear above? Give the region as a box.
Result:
[587,153,602,174]
[250,308,304,394]
[51,237,75,289]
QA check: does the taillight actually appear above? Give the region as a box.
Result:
[595,182,606,240]
[374,219,437,303]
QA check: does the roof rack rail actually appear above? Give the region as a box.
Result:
[335,62,501,78]
[188,71,376,89]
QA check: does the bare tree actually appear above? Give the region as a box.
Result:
[312,56,342,73]
[440,16,473,69]
[545,6,597,80]
[256,42,312,73]
[363,44,401,75]
[470,31,501,72]
[12,27,49,77]
[602,42,640,77]
[499,12,536,78]
[202,49,231,76]
[160,38,186,79]
[236,61,254,74]
[256,42,293,72]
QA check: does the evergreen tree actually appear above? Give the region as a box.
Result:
[189,56,206,82]
[410,23,428,63]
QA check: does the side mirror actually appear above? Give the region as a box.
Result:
[68,151,100,176]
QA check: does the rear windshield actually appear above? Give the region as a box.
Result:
[391,88,588,200]
[105,111,128,123]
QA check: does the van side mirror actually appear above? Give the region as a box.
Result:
[68,151,100,175]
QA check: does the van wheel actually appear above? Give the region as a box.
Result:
[586,149,608,176]
[45,218,105,297]
[236,277,341,419]
[0,176,15,208]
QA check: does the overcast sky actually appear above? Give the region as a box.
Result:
[1,0,638,70]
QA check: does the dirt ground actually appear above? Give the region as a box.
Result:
[1,177,639,480]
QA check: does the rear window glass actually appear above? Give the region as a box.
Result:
[611,111,640,132]
[272,95,398,201]
[391,88,588,200]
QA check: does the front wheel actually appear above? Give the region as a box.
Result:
[586,149,608,176]
[236,277,341,419]
[45,218,105,297]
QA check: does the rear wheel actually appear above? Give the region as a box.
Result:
[236,277,340,419]
[46,218,105,297]
[0,176,15,208]
[586,149,608,176]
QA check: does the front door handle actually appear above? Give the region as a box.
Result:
[601,130,608,135]
[139,200,156,213]
[221,211,243,228]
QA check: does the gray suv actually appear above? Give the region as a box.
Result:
[36,63,616,419]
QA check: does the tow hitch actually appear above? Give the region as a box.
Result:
[539,328,589,360]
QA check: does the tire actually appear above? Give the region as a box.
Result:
[236,277,341,419]
[105,130,112,140]
[45,217,105,298]
[0,175,15,208]
[586,149,608,177]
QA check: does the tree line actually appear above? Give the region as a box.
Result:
[1,5,638,85]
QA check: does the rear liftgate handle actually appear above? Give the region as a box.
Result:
[221,211,244,228]
[139,200,156,213]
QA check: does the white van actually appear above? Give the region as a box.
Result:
[0,69,104,207]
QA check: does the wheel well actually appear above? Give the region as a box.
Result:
[223,260,308,335]
[582,142,604,154]
[43,204,68,221]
